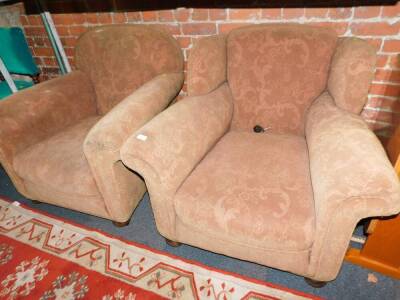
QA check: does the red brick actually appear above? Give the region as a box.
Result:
[61,36,78,47]
[177,37,191,48]
[304,8,328,18]
[158,10,174,22]
[175,8,190,22]
[41,67,60,77]
[376,55,389,68]
[362,109,399,128]
[97,13,112,24]
[209,9,227,21]
[158,24,180,35]
[64,48,75,56]
[192,9,209,21]
[383,40,400,53]
[364,38,383,51]
[375,111,400,126]
[261,8,282,19]
[368,97,400,113]
[24,26,46,36]
[26,37,34,47]
[361,108,378,121]
[69,26,87,36]
[229,9,260,20]
[33,57,42,66]
[20,15,29,26]
[354,6,381,18]
[310,22,349,35]
[126,12,141,21]
[388,55,399,69]
[182,23,216,35]
[329,7,352,19]
[142,11,157,22]
[55,26,70,36]
[69,57,76,69]
[33,47,54,56]
[52,14,74,25]
[42,57,57,67]
[282,8,304,19]
[27,15,41,25]
[375,69,400,83]
[381,3,400,17]
[370,83,400,97]
[367,120,394,132]
[34,37,46,47]
[218,23,248,33]
[351,22,400,36]
[113,13,127,24]
[85,13,98,24]
[71,14,86,24]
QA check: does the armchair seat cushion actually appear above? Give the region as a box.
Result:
[174,131,315,251]
[14,116,102,201]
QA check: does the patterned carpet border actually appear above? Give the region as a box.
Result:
[0,197,321,300]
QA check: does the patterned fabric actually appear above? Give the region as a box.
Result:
[12,117,109,219]
[227,24,337,134]
[0,198,320,300]
[0,71,97,199]
[175,131,315,252]
[83,73,183,222]
[121,24,399,282]
[188,35,227,96]
[121,83,233,240]
[76,25,183,114]
[305,92,400,281]
[328,37,377,114]
[0,25,184,223]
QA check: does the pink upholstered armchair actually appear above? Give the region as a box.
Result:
[0,25,183,226]
[121,24,400,284]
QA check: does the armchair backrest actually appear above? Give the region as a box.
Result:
[75,25,183,114]
[227,24,337,135]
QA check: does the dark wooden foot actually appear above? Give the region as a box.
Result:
[166,238,181,247]
[32,200,41,204]
[112,220,130,227]
[304,278,327,288]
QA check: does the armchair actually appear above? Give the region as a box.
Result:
[0,25,183,225]
[121,24,400,283]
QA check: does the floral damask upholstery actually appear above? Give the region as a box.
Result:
[0,25,184,223]
[121,24,400,281]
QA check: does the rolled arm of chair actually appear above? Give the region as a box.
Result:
[305,92,400,281]
[83,72,184,222]
[121,83,233,238]
[0,71,97,193]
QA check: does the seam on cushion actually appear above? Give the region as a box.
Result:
[23,177,101,199]
[303,138,317,249]
[176,214,314,253]
[311,194,389,278]
[11,114,101,159]
[173,129,229,197]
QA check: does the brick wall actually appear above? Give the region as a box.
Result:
[20,5,400,140]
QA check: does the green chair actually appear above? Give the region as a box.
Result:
[0,27,40,99]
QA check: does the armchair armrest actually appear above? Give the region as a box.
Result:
[0,71,97,193]
[305,92,400,281]
[121,83,233,238]
[83,72,183,222]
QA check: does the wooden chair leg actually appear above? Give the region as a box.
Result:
[112,220,130,227]
[31,200,41,204]
[166,238,182,247]
[304,277,327,288]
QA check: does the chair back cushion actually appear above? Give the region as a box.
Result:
[75,25,183,114]
[227,24,337,135]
